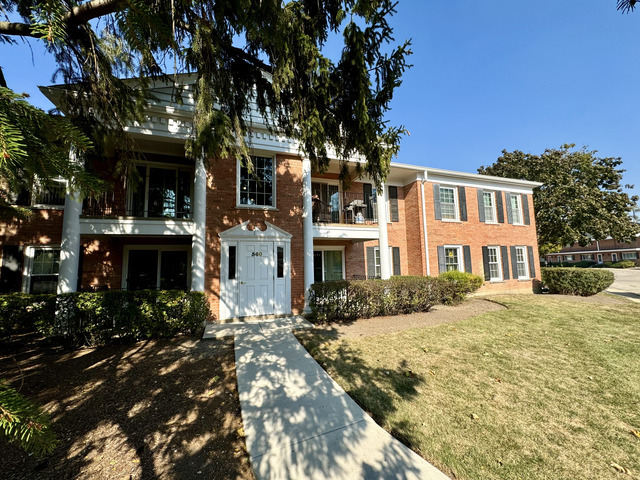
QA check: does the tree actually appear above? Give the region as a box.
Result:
[0,380,57,456]
[478,144,640,255]
[617,0,638,13]
[0,0,411,198]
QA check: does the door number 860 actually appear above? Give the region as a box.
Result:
[251,252,263,257]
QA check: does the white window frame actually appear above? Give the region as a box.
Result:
[444,245,463,272]
[487,246,502,281]
[515,246,530,280]
[483,191,497,224]
[597,253,603,264]
[22,245,61,293]
[622,252,638,260]
[236,155,277,209]
[510,194,524,225]
[439,186,459,222]
[565,255,574,261]
[373,246,394,277]
[121,245,191,290]
[581,254,594,261]
[313,246,346,282]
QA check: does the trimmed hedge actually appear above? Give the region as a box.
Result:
[0,294,56,339]
[610,260,636,269]
[0,290,210,346]
[541,267,614,296]
[309,272,484,322]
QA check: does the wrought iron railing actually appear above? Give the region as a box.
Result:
[82,192,191,219]
[312,191,378,225]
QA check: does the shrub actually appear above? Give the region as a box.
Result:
[0,293,56,340]
[0,290,210,346]
[309,273,483,322]
[541,267,614,296]
[611,260,635,269]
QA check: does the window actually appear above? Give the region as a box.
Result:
[440,187,458,221]
[510,194,523,225]
[581,254,594,261]
[26,247,60,294]
[124,247,189,290]
[32,178,67,207]
[313,249,344,282]
[277,246,284,278]
[483,191,496,223]
[128,164,192,218]
[622,252,638,260]
[487,246,502,281]
[239,156,274,207]
[445,247,462,272]
[515,246,529,279]
[228,246,237,280]
[565,255,574,261]
[374,248,381,277]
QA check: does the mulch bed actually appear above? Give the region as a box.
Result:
[0,335,255,480]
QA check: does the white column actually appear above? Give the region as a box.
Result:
[302,157,314,312]
[191,153,207,292]
[57,153,82,294]
[376,183,391,279]
[420,172,431,276]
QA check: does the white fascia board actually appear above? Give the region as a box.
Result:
[425,167,542,192]
[312,225,379,241]
[79,218,195,236]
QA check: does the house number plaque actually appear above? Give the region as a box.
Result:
[251,252,263,257]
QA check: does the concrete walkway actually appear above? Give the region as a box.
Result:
[604,267,640,303]
[203,317,450,480]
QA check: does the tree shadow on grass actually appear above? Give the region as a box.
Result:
[0,334,253,480]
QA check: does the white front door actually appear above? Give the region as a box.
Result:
[612,253,618,262]
[238,242,274,316]
[597,254,603,264]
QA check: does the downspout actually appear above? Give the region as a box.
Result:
[420,171,431,276]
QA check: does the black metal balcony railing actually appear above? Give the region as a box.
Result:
[312,192,378,225]
[82,193,191,219]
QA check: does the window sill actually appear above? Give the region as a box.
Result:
[517,278,531,282]
[441,219,462,223]
[489,279,505,283]
[236,205,279,212]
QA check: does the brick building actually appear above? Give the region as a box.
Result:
[544,235,640,265]
[0,78,542,319]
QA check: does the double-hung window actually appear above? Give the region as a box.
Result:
[440,187,458,221]
[444,246,462,271]
[487,246,502,281]
[26,246,60,294]
[510,194,523,225]
[581,254,594,261]
[515,246,529,279]
[313,249,344,282]
[622,252,638,260]
[239,156,275,207]
[483,191,497,223]
[565,255,574,261]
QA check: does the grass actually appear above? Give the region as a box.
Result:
[297,295,640,480]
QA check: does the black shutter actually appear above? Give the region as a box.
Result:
[366,246,375,278]
[463,245,472,273]
[458,186,467,221]
[528,246,536,278]
[437,246,446,274]
[477,189,485,223]
[496,191,505,223]
[523,194,531,225]
[505,192,513,224]
[363,183,374,221]
[392,247,401,275]
[389,186,399,222]
[0,245,23,293]
[433,184,442,220]
[511,246,518,279]
[501,246,510,280]
[482,246,490,281]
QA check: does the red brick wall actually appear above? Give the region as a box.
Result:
[204,154,305,318]
[424,182,540,292]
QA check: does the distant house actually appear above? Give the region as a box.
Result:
[0,76,542,320]
[544,235,640,265]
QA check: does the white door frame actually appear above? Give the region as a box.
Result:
[611,253,618,262]
[219,221,292,320]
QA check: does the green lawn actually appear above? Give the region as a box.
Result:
[298,295,640,480]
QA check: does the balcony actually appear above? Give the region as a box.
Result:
[79,192,195,236]
[312,191,380,242]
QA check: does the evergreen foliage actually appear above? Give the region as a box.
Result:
[541,267,614,296]
[0,0,411,192]
[478,144,640,255]
[0,380,57,456]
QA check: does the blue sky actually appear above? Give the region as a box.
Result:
[2,1,639,200]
